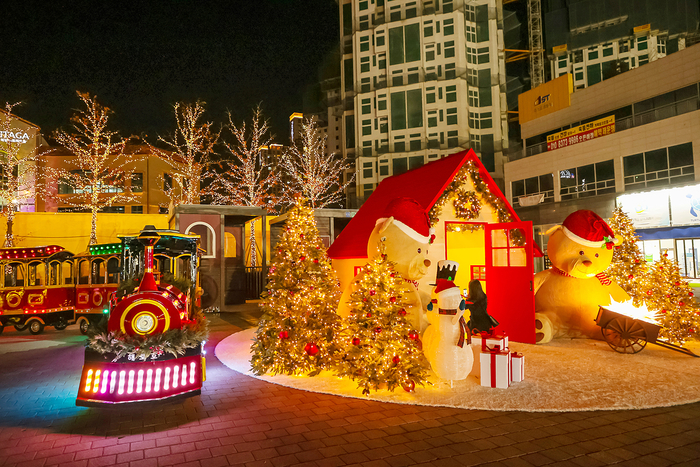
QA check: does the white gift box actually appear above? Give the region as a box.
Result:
[510,352,524,383]
[471,332,508,351]
[480,345,510,389]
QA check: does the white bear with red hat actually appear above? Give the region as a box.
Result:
[422,260,473,381]
[338,197,434,333]
[534,209,630,342]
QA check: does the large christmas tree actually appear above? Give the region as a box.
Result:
[643,253,700,345]
[250,200,342,376]
[336,255,431,394]
[606,207,651,305]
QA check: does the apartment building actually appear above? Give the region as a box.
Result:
[545,0,699,89]
[504,44,700,273]
[338,0,509,204]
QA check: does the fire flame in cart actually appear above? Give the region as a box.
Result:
[603,298,660,325]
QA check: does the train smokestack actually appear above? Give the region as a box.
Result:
[138,226,161,292]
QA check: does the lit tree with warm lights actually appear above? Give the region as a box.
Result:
[210,105,278,266]
[606,207,651,305]
[336,255,431,394]
[643,253,700,345]
[0,102,40,247]
[281,116,354,208]
[250,199,342,376]
[149,100,220,207]
[46,91,140,246]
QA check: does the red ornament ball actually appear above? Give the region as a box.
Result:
[675,281,681,286]
[369,289,376,296]
[398,309,407,316]
[300,234,304,239]
[314,259,319,263]
[279,331,289,339]
[366,313,372,318]
[390,297,397,303]
[300,256,306,261]
[690,292,695,297]
[402,380,416,392]
[664,253,669,257]
[289,291,295,296]
[680,301,685,306]
[661,309,667,314]
[408,330,419,340]
[392,355,400,364]
[374,327,382,334]
[304,342,319,356]
[690,328,695,334]
[646,291,653,296]
[635,259,640,263]
[352,337,360,346]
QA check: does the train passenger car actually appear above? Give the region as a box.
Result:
[0,245,122,335]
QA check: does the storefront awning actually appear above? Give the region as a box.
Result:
[637,225,700,240]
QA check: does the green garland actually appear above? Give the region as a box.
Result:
[86,309,209,362]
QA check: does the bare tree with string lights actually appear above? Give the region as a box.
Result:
[148,101,220,207]
[0,102,41,247]
[44,91,141,246]
[280,116,354,209]
[209,105,278,266]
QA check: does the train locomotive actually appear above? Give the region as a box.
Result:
[76,226,207,406]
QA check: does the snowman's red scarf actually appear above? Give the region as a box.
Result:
[553,266,612,285]
[437,309,468,348]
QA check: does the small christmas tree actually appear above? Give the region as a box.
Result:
[336,254,431,394]
[644,253,700,345]
[250,200,342,376]
[606,207,651,305]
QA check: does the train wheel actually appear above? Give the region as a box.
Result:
[54,318,68,331]
[14,324,27,332]
[79,319,90,335]
[28,320,45,335]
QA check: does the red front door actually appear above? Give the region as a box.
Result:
[485,221,535,344]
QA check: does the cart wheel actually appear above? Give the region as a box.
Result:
[79,319,90,335]
[14,324,27,332]
[28,320,45,335]
[54,318,68,331]
[601,317,647,354]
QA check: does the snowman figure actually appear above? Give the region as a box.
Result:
[423,261,473,382]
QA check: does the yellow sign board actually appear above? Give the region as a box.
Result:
[518,74,573,124]
[552,44,568,54]
[634,24,651,34]
[546,116,616,151]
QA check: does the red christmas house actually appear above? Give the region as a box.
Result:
[328,150,541,344]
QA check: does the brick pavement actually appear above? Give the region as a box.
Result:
[1,313,699,467]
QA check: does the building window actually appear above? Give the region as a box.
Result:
[131,173,143,193]
[393,158,408,175]
[512,174,555,207]
[468,89,479,107]
[623,143,694,190]
[619,39,630,53]
[163,173,173,191]
[637,36,648,51]
[362,98,371,114]
[359,1,368,11]
[445,63,456,79]
[588,48,599,60]
[466,4,476,22]
[363,162,373,179]
[378,96,387,110]
[360,57,370,73]
[477,47,489,64]
[446,85,457,103]
[186,222,215,258]
[376,33,385,47]
[561,160,615,200]
[444,40,455,58]
[446,108,458,125]
[131,205,143,214]
[466,25,476,42]
[447,130,459,148]
[428,110,438,127]
[469,112,491,129]
[405,2,417,18]
[443,18,454,35]
[359,15,369,31]
[602,43,614,57]
[424,21,433,37]
[362,119,372,136]
[360,36,370,52]
[101,206,125,213]
[426,87,436,104]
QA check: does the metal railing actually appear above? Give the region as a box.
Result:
[245,267,265,300]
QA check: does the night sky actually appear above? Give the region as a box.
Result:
[1,0,340,145]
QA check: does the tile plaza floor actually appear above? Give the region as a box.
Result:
[0,310,699,467]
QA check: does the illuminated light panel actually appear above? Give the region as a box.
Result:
[164,367,170,390]
[189,362,196,384]
[100,371,110,393]
[155,368,162,392]
[110,372,117,394]
[84,370,93,392]
[118,371,126,394]
[145,369,153,393]
[127,370,135,394]
[92,370,101,392]
[173,366,179,389]
[181,364,187,386]
[136,370,144,393]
